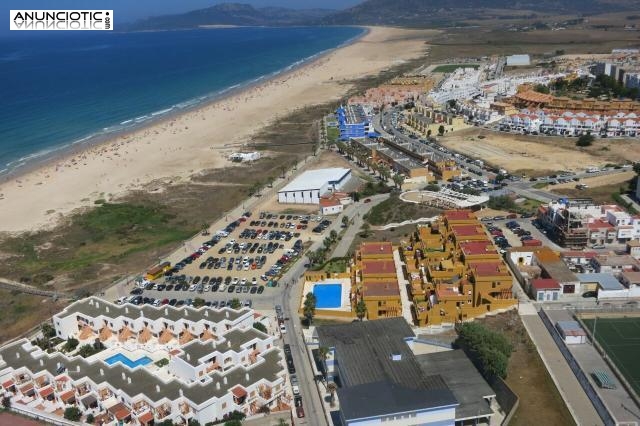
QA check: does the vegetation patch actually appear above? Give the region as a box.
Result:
[366,195,441,226]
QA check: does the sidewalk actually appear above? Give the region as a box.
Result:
[519,309,603,426]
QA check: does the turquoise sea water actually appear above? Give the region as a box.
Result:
[0,26,363,175]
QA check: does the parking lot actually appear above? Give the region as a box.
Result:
[121,210,332,310]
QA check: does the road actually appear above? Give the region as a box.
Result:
[375,109,632,203]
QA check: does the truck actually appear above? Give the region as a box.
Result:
[586,166,600,173]
[522,239,542,247]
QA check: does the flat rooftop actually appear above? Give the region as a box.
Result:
[460,241,497,256]
[361,259,397,276]
[576,273,624,290]
[360,242,394,257]
[362,281,400,298]
[278,168,350,193]
[415,350,495,420]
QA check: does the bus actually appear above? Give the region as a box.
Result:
[144,261,171,281]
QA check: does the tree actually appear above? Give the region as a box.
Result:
[438,125,445,136]
[193,298,205,308]
[327,382,338,407]
[253,322,267,333]
[634,162,640,176]
[276,419,289,426]
[77,344,98,358]
[329,229,338,242]
[41,322,56,339]
[424,183,440,192]
[303,292,317,325]
[201,223,210,236]
[86,414,95,424]
[341,215,350,228]
[318,346,330,382]
[356,299,367,321]
[229,298,241,309]
[426,129,432,137]
[156,420,175,426]
[188,420,201,426]
[456,322,512,379]
[64,406,82,421]
[1,395,11,410]
[576,134,595,147]
[392,173,405,190]
[360,222,371,238]
[62,337,79,353]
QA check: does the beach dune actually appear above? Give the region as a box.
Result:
[0,27,432,233]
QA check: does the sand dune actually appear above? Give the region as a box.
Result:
[0,27,432,233]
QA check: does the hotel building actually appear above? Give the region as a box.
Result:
[0,297,287,425]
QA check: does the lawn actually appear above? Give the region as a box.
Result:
[314,257,349,274]
[582,317,640,395]
[432,64,479,73]
[327,126,340,144]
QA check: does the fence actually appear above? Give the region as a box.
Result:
[538,308,615,426]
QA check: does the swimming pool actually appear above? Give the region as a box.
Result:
[313,283,342,309]
[104,353,152,368]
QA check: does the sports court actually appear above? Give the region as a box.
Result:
[582,317,640,395]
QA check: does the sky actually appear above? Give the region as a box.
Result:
[5,0,362,23]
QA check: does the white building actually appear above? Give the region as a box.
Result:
[228,151,261,162]
[506,54,531,67]
[555,321,587,345]
[0,297,286,425]
[278,168,352,204]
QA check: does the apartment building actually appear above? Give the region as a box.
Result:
[336,104,374,140]
[538,199,640,247]
[408,210,517,326]
[0,297,286,425]
[352,242,402,320]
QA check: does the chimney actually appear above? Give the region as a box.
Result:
[165,308,169,316]
[187,354,191,361]
[245,372,250,382]
[127,377,131,384]
[15,352,19,359]
[125,307,129,314]
[40,359,44,366]
[95,301,99,309]
[225,311,229,318]
[184,309,188,317]
[227,340,231,348]
[156,384,160,393]
[105,306,110,313]
[121,372,126,380]
[89,299,94,306]
[216,382,221,390]
[100,368,104,376]
[76,365,80,373]
[179,389,183,397]
[223,376,228,385]
[204,311,209,317]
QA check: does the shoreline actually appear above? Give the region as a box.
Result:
[0,26,433,233]
[0,26,369,184]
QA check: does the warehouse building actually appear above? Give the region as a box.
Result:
[277,168,352,204]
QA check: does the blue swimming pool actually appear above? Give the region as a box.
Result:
[104,353,152,368]
[313,284,342,309]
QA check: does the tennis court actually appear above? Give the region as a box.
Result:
[582,317,640,395]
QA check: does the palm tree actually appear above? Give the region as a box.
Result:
[327,382,338,407]
[317,346,330,382]
[356,299,367,321]
[280,165,287,179]
[303,292,316,325]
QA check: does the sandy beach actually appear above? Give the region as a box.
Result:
[0,26,433,233]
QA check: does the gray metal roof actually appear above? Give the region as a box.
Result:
[178,328,264,367]
[0,340,282,407]
[575,273,624,290]
[415,350,495,420]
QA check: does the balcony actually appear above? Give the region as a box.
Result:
[156,404,172,419]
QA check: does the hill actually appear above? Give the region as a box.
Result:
[124,3,335,31]
[318,0,638,26]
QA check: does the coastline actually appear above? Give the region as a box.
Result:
[0,26,433,233]
[0,26,369,183]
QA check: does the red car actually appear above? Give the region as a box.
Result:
[296,406,305,418]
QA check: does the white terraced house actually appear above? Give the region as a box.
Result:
[0,297,288,425]
[501,109,640,136]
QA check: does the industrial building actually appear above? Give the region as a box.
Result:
[277,168,351,204]
[506,54,531,67]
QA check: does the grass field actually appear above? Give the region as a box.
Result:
[582,317,640,395]
[432,64,479,73]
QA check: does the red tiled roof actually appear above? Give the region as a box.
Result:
[531,278,561,290]
[360,242,393,256]
[444,210,475,221]
[561,251,597,259]
[138,411,154,424]
[361,260,396,276]
[231,386,247,398]
[586,220,614,230]
[468,261,507,276]
[39,386,54,398]
[59,390,76,402]
[108,403,131,421]
[2,380,14,389]
[460,241,496,256]
[362,281,400,297]
[319,198,341,207]
[451,225,484,237]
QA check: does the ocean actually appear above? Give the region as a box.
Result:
[0,26,363,175]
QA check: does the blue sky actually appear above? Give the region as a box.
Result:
[6,0,361,22]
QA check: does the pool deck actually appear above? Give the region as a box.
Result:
[301,278,352,312]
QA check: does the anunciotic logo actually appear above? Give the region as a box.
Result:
[10,10,113,30]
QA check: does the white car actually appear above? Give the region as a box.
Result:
[204,285,211,292]
[251,277,257,285]
[241,278,247,285]
[152,299,162,307]
[189,284,197,291]
[280,324,287,334]
[219,284,227,292]
[232,277,239,285]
